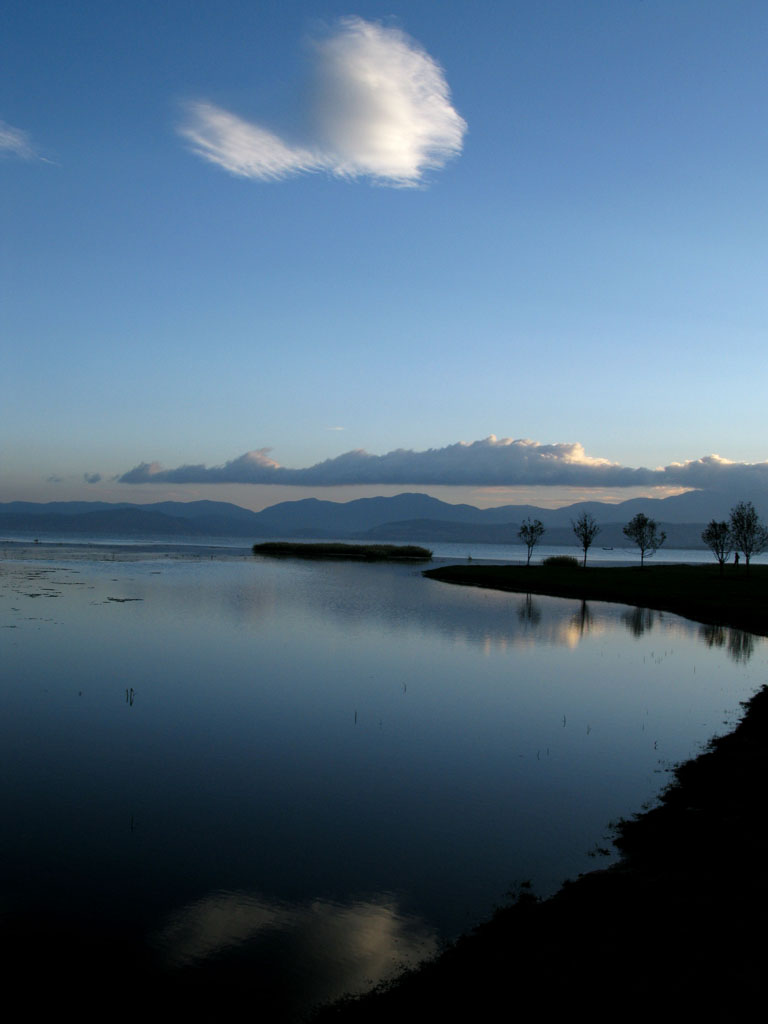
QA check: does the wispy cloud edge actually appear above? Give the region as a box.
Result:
[0,119,38,160]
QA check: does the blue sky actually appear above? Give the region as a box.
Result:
[3,0,768,510]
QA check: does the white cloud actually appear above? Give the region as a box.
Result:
[118,436,768,491]
[312,17,466,183]
[178,18,466,186]
[0,119,37,160]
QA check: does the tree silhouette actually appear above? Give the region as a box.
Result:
[518,517,544,566]
[729,501,768,573]
[701,520,732,574]
[571,511,601,567]
[623,513,666,567]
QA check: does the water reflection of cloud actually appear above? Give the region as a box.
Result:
[151,889,438,1010]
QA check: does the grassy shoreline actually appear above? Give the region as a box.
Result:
[314,563,768,1019]
[424,562,768,636]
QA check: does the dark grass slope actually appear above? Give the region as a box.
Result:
[424,562,768,635]
[253,542,432,561]
[313,563,768,1021]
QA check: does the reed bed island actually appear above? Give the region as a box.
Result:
[315,562,768,1020]
[253,542,432,562]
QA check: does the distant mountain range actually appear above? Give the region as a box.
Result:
[2,490,765,549]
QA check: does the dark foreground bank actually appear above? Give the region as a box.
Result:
[425,562,768,635]
[312,564,768,1020]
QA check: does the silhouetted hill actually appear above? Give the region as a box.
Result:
[2,490,764,546]
[249,492,510,533]
[0,500,263,537]
[0,507,204,536]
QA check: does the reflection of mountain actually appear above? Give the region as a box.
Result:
[3,488,765,547]
[151,889,438,1016]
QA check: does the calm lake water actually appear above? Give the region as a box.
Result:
[1,549,763,1017]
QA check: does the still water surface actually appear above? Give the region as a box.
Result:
[1,551,763,1016]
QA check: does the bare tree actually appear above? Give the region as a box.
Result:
[571,511,601,567]
[701,520,732,574]
[623,512,666,567]
[729,501,768,573]
[518,517,544,566]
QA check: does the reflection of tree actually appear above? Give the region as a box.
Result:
[621,606,656,638]
[728,630,754,663]
[699,624,755,664]
[700,624,726,650]
[571,599,592,637]
[517,593,541,625]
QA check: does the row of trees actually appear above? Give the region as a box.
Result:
[518,500,768,569]
[702,501,768,572]
[517,510,660,567]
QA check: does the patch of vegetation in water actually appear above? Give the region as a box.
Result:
[252,542,433,562]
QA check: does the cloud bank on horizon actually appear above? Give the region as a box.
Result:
[118,437,768,492]
[178,17,466,186]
